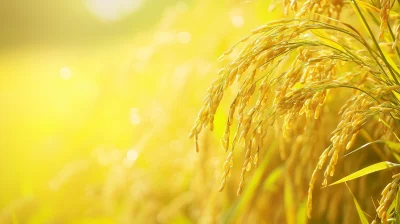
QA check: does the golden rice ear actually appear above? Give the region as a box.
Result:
[194,130,199,153]
[219,152,234,192]
[346,131,359,150]
[379,0,390,40]
[191,0,400,221]
[376,177,400,223]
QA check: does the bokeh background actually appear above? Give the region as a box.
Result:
[0,0,283,223]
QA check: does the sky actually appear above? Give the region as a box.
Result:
[0,0,193,49]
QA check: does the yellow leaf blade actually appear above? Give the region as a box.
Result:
[284,176,295,224]
[345,183,369,224]
[330,161,399,186]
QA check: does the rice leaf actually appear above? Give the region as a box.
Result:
[343,140,385,158]
[378,118,400,142]
[296,201,307,224]
[344,140,400,157]
[380,47,400,75]
[393,153,400,163]
[330,161,400,186]
[345,183,369,224]
[284,176,295,224]
[385,141,400,152]
[380,141,400,162]
[12,213,19,224]
[350,0,400,84]
[349,0,370,36]
[392,91,400,105]
[263,166,284,191]
[396,190,400,224]
[387,196,396,216]
[311,29,346,52]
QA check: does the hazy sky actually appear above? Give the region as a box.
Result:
[0,0,191,49]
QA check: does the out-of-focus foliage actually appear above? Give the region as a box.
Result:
[0,0,281,223]
[4,0,400,223]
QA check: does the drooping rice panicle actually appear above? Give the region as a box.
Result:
[191,0,400,222]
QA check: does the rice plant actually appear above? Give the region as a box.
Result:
[191,0,400,223]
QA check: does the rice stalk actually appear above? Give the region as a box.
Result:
[190,0,400,222]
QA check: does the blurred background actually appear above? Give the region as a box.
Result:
[0,0,282,223]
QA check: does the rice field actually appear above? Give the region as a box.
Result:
[2,0,400,223]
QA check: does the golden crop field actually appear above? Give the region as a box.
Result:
[2,0,400,223]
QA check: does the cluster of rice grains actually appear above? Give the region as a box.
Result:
[190,0,400,223]
[376,174,400,223]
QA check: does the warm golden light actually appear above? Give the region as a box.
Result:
[129,108,141,125]
[231,15,244,28]
[4,0,377,223]
[85,0,143,22]
[177,31,191,44]
[60,67,72,79]
[126,149,138,161]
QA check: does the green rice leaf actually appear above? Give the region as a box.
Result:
[344,140,400,158]
[330,161,400,186]
[296,201,307,224]
[345,183,369,224]
[263,166,284,191]
[284,176,295,224]
[381,141,400,162]
[378,118,400,142]
[349,0,370,36]
[387,196,396,216]
[343,140,385,158]
[380,47,400,75]
[396,190,400,224]
[350,0,400,84]
[311,30,346,52]
[385,141,400,152]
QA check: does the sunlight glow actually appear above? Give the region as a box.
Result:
[123,149,138,167]
[231,15,244,28]
[130,108,141,125]
[175,2,188,13]
[85,0,143,22]
[60,67,72,79]
[127,149,138,161]
[177,32,191,44]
